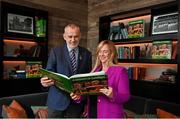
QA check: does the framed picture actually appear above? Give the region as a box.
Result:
[152,12,178,35]
[7,13,34,35]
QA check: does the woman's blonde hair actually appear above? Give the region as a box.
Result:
[92,40,118,72]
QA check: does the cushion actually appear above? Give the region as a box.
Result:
[2,100,27,118]
[156,108,178,118]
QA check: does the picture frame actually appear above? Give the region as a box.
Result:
[152,12,178,35]
[7,13,34,35]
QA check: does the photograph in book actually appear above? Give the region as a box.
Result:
[39,68,108,95]
[152,12,178,35]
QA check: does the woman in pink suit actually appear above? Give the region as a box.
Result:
[71,40,130,118]
[89,40,130,118]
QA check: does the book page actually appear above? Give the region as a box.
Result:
[70,71,105,79]
[52,72,69,79]
[71,71,108,95]
[40,68,69,79]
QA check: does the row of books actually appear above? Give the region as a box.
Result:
[29,45,44,57]
[128,67,146,80]
[109,19,145,40]
[109,23,128,40]
[127,67,177,84]
[117,46,140,59]
[117,40,177,59]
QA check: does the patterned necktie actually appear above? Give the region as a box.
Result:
[70,49,77,74]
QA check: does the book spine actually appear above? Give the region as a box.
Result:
[55,81,72,93]
[39,69,73,93]
[71,75,107,81]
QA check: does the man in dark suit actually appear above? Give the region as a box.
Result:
[41,24,92,118]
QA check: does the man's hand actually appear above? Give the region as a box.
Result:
[40,76,55,87]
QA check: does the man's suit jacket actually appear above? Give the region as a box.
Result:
[46,44,92,111]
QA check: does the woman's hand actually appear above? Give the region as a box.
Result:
[99,87,113,98]
[70,93,81,101]
[82,104,88,118]
[40,76,55,87]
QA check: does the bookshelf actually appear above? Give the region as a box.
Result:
[99,1,180,103]
[0,2,48,97]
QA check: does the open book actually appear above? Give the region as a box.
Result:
[39,68,108,95]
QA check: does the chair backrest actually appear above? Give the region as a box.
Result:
[124,95,147,114]
[145,98,180,115]
[124,95,180,116]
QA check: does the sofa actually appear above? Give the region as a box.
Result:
[0,92,48,118]
[0,92,180,118]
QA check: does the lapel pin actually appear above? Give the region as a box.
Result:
[79,56,82,60]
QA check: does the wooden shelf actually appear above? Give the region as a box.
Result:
[3,57,46,61]
[117,59,177,64]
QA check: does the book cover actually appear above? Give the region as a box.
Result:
[35,17,46,37]
[25,61,42,78]
[152,40,172,59]
[128,19,145,38]
[39,68,108,95]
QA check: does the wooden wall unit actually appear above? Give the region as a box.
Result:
[0,2,48,97]
[99,1,180,103]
